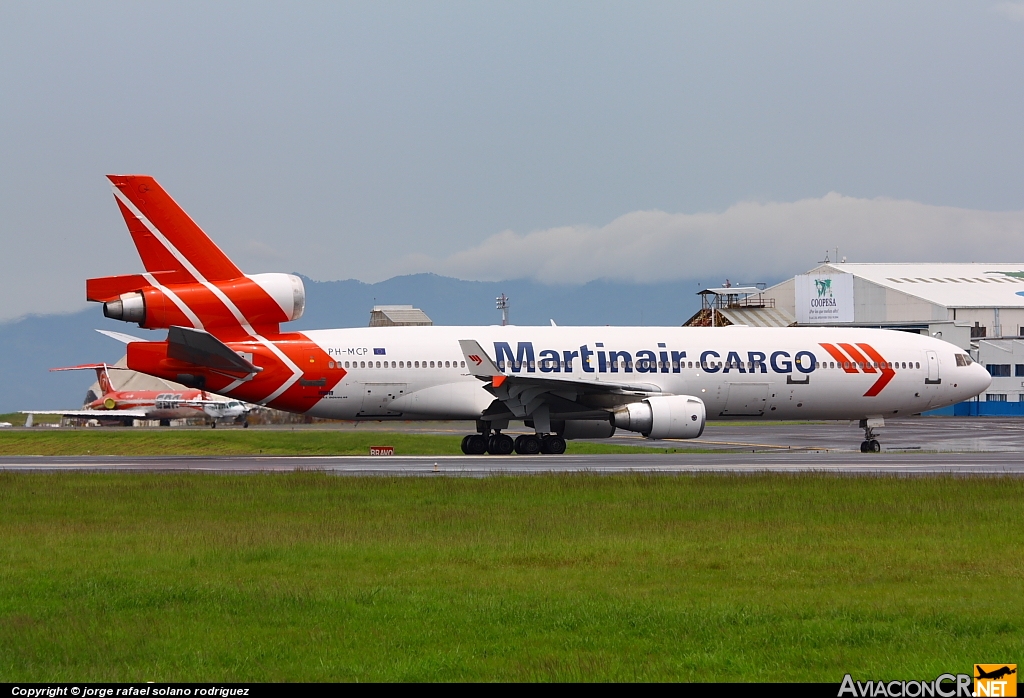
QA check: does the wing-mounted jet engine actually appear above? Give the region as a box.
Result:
[611,395,706,439]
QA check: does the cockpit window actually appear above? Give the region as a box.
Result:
[954,354,973,367]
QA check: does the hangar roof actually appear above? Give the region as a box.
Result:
[814,263,1024,308]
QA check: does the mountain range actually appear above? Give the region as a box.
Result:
[0,273,745,412]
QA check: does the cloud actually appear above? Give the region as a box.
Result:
[392,193,1024,284]
[243,240,286,260]
[992,2,1024,20]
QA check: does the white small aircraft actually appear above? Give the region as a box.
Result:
[83,175,991,452]
[23,362,254,427]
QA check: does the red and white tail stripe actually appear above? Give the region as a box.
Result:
[91,175,345,413]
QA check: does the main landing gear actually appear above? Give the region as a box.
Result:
[460,428,566,455]
[859,419,881,453]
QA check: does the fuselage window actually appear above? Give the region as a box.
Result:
[461,360,466,368]
[915,362,920,369]
[429,361,435,368]
[414,361,419,368]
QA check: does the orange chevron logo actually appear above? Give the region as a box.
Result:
[818,342,896,397]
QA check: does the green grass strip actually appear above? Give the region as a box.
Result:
[0,472,1021,681]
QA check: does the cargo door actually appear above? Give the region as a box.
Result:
[720,383,769,416]
[358,383,407,417]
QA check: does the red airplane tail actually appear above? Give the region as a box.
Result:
[86,174,336,415]
[106,175,243,283]
[50,363,117,395]
[86,175,305,334]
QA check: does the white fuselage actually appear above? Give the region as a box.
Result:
[296,325,990,423]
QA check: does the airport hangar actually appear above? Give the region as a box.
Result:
[686,263,1024,413]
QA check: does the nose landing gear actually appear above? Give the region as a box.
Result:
[859,419,881,453]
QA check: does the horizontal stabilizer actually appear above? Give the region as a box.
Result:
[49,363,128,372]
[87,272,177,303]
[96,329,150,344]
[167,325,261,375]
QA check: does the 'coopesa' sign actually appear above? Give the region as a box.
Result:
[795,273,854,324]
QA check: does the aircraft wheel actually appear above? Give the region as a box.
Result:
[515,434,542,455]
[465,434,488,455]
[242,421,249,429]
[211,421,217,429]
[869,439,881,453]
[860,441,869,453]
[460,435,472,454]
[541,435,566,454]
[488,433,515,455]
[159,419,170,427]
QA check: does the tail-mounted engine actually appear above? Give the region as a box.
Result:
[89,272,305,331]
[612,395,706,439]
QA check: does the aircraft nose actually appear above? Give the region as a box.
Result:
[968,363,992,397]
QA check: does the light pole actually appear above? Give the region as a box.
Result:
[496,293,509,326]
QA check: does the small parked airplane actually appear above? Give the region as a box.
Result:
[23,363,251,427]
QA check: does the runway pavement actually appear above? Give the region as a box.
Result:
[2,451,1023,475]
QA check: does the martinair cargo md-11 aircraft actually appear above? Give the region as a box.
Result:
[86,175,991,454]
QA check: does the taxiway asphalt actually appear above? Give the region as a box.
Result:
[2,451,1023,475]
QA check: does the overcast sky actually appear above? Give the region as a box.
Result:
[2,1,1024,321]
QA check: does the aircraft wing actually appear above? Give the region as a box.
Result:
[458,339,660,427]
[21,409,150,418]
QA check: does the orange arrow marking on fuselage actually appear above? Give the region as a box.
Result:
[856,343,896,397]
[819,342,897,397]
[819,343,859,373]
[837,343,876,373]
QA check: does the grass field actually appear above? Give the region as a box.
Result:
[0,412,60,426]
[0,429,710,456]
[1,472,1021,682]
